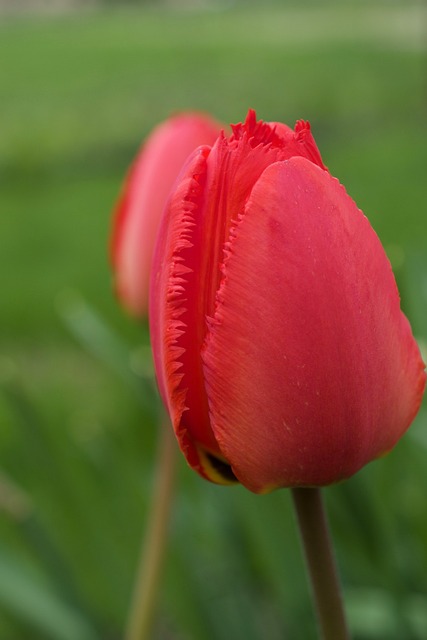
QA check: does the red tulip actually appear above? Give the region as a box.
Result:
[149,110,425,493]
[111,112,223,317]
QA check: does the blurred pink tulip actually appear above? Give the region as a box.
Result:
[149,110,426,493]
[111,112,223,317]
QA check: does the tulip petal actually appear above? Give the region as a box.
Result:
[149,145,219,476]
[270,119,326,170]
[202,157,425,492]
[150,145,238,484]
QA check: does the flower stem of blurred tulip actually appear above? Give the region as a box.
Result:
[125,420,177,640]
[291,488,350,640]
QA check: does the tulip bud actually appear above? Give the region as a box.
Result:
[148,109,426,493]
[111,112,223,317]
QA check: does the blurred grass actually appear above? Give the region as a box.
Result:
[0,2,426,639]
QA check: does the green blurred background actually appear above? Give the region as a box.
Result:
[1,0,426,638]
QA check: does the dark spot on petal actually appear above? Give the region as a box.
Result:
[205,453,238,483]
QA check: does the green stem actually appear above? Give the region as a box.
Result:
[125,421,177,640]
[291,487,350,640]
